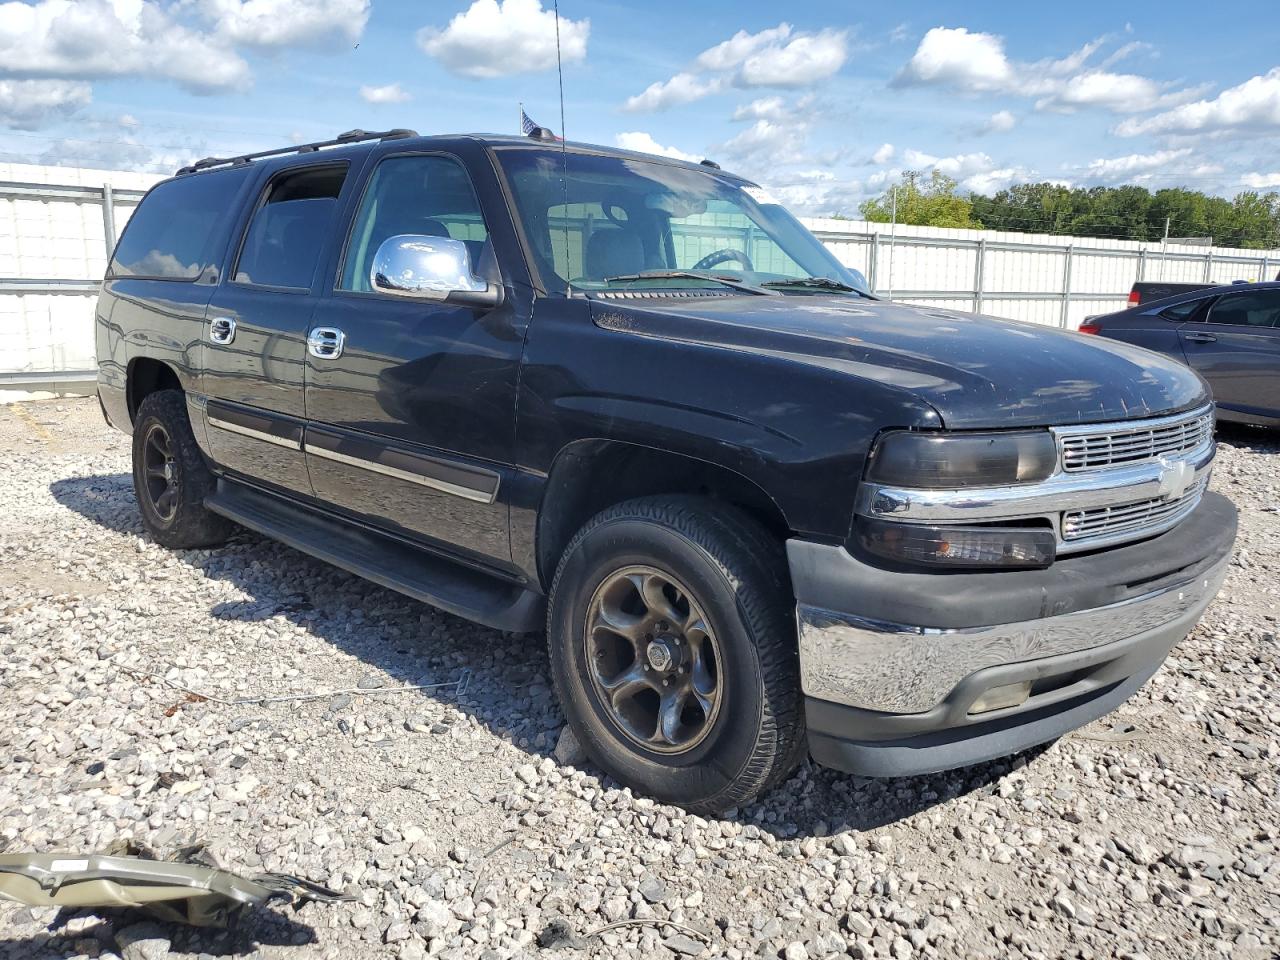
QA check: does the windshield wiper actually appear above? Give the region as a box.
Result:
[602,271,776,295]
[761,276,869,296]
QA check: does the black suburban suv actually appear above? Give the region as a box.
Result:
[97,128,1236,812]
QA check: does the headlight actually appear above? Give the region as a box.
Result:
[858,518,1055,569]
[867,430,1057,488]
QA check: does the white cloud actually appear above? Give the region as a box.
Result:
[694,24,792,72]
[418,0,588,79]
[738,28,848,88]
[899,147,1035,194]
[895,25,1191,116]
[963,165,1035,194]
[625,72,723,113]
[1115,67,1280,136]
[625,23,847,113]
[0,0,251,94]
[360,82,411,104]
[722,119,804,165]
[896,26,1014,93]
[194,0,369,48]
[1242,171,1280,189]
[614,131,698,162]
[1084,148,1193,181]
[31,116,203,174]
[871,142,894,164]
[982,109,1016,133]
[1036,71,1160,112]
[0,78,89,129]
[731,96,786,122]
[767,172,865,217]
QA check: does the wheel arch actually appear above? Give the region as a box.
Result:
[126,357,183,424]
[535,438,792,591]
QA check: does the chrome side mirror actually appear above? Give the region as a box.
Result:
[370,234,500,307]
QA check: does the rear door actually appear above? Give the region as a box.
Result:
[202,160,361,496]
[302,146,529,569]
[1179,288,1280,419]
[1098,295,1210,359]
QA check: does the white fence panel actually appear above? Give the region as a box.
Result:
[2,164,1279,397]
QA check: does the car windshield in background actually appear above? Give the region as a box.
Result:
[495,148,868,296]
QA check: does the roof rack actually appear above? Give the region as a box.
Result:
[175,128,419,175]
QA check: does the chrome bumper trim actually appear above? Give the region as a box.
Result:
[796,552,1229,715]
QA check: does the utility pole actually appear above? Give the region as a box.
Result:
[1159,216,1170,280]
[888,185,898,300]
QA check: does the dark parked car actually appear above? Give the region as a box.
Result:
[1082,282,1280,427]
[96,128,1235,811]
[1127,280,1214,306]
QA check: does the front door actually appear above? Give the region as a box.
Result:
[303,150,528,569]
[1179,288,1280,420]
[202,161,357,496]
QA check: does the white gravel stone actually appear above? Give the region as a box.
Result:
[0,400,1276,960]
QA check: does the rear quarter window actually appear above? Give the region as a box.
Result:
[109,167,251,280]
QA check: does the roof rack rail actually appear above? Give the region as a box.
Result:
[175,128,418,176]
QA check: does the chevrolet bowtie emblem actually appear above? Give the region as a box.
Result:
[1156,457,1195,500]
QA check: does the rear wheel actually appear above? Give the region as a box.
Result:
[547,495,804,813]
[132,390,231,549]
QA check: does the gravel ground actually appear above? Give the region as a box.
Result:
[1,397,1277,960]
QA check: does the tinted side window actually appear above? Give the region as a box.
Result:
[234,165,347,290]
[109,167,250,280]
[340,155,488,293]
[1159,299,1207,321]
[1206,290,1280,328]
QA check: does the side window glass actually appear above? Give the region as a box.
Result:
[110,167,250,280]
[340,155,488,293]
[234,164,347,290]
[1159,299,1206,322]
[1206,290,1280,328]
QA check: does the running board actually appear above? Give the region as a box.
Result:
[206,479,543,633]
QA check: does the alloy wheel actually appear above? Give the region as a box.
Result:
[584,565,722,754]
[142,423,178,523]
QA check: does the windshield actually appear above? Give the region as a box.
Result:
[495,148,868,296]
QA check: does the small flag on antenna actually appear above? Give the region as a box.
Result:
[521,107,562,141]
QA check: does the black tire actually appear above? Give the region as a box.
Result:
[131,389,231,549]
[547,495,805,813]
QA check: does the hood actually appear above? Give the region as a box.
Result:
[590,293,1208,429]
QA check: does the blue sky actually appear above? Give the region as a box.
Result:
[2,0,1279,215]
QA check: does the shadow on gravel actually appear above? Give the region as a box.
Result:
[1216,421,1280,453]
[50,473,1043,839]
[0,907,316,959]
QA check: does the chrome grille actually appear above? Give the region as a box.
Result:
[1059,409,1213,471]
[1062,476,1208,543]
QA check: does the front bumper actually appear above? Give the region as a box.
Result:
[790,491,1236,777]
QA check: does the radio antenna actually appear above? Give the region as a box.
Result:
[553,0,572,295]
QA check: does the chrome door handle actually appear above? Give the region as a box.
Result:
[209,316,236,345]
[1184,332,1217,343]
[307,327,346,359]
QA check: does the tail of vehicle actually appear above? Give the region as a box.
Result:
[1128,281,1213,306]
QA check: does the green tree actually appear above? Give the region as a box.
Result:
[860,170,982,229]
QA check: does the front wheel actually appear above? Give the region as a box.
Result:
[547,496,804,813]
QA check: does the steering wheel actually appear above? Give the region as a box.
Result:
[692,248,754,272]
